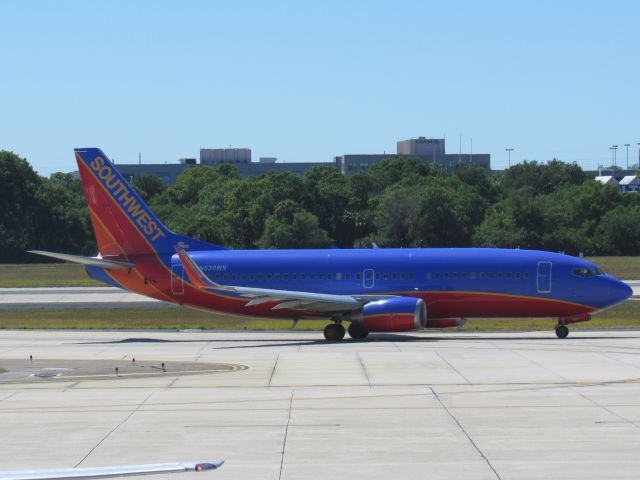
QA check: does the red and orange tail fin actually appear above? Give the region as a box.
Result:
[74,148,224,259]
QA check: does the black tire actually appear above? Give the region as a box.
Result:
[555,325,569,338]
[348,323,369,340]
[324,323,345,341]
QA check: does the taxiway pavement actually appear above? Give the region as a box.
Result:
[0,287,162,308]
[2,329,640,479]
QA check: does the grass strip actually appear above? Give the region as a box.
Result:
[586,256,640,279]
[0,264,101,287]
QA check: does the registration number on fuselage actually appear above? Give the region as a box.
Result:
[201,265,228,272]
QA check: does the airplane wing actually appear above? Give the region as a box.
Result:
[28,251,134,270]
[175,247,394,313]
[0,460,223,480]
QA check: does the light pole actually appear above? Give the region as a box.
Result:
[610,145,618,167]
[505,148,514,168]
[625,144,631,170]
[609,146,615,167]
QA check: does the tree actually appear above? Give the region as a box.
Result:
[0,151,42,261]
[132,174,166,203]
[501,159,588,195]
[473,189,544,249]
[375,187,420,247]
[32,175,95,255]
[455,165,499,206]
[376,177,482,247]
[303,167,355,246]
[368,157,445,192]
[597,205,640,255]
[257,200,332,249]
[168,165,240,206]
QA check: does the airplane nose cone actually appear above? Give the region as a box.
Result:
[611,279,633,304]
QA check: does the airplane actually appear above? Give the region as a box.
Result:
[0,459,222,480]
[30,148,632,341]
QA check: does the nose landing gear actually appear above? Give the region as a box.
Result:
[555,324,569,338]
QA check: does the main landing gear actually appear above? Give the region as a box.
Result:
[323,320,370,341]
[323,323,345,341]
[348,323,369,340]
[555,324,569,339]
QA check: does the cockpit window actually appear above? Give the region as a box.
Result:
[572,267,604,278]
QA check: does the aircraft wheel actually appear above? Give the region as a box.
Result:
[348,323,369,340]
[324,323,345,341]
[555,325,569,338]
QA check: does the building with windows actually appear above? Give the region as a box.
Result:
[619,175,640,192]
[107,136,490,185]
[115,157,337,185]
[200,148,252,164]
[116,162,196,184]
[335,137,490,175]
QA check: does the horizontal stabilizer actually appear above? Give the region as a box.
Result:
[28,251,134,270]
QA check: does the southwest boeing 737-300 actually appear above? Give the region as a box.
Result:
[31,148,632,340]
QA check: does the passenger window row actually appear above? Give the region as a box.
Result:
[211,272,418,282]
[426,272,529,280]
[208,270,529,283]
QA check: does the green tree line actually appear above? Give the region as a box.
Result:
[2,149,639,262]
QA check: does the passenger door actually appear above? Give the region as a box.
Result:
[363,268,375,288]
[537,261,552,293]
[171,264,184,295]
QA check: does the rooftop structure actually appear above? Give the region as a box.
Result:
[107,136,491,184]
[200,148,251,164]
[336,137,490,175]
[594,176,619,185]
[397,137,445,156]
[619,175,640,192]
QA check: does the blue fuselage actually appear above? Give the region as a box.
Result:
[161,248,631,319]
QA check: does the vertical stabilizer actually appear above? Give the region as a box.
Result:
[75,148,224,258]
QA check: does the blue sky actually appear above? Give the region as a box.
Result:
[1,0,638,175]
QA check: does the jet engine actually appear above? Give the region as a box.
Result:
[353,297,427,332]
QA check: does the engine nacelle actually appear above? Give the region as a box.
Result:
[353,297,427,332]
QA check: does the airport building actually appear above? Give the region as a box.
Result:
[116,148,338,185]
[111,137,491,185]
[589,169,640,192]
[335,137,490,175]
[200,148,252,164]
[116,161,196,184]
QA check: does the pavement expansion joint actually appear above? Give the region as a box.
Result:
[430,386,502,480]
[74,392,154,468]
[278,390,294,480]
